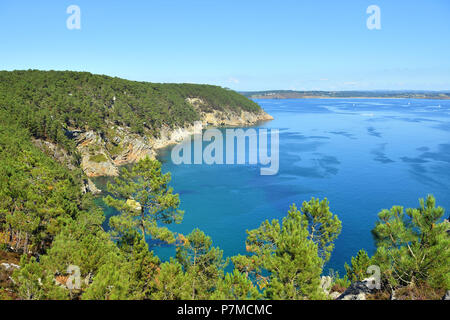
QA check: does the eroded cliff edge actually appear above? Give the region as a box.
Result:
[70,98,273,178]
[1,70,273,182]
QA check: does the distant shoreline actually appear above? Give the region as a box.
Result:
[241,91,450,100]
[251,96,450,100]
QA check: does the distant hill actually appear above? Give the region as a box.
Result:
[241,90,450,100]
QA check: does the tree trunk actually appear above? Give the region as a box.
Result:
[24,232,28,254]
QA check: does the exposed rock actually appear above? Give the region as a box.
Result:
[126,199,142,212]
[81,178,102,195]
[186,97,273,127]
[68,100,273,177]
[200,109,273,127]
[337,279,376,300]
[329,291,341,300]
[112,134,156,166]
[1,263,20,271]
[443,290,450,300]
[88,179,101,195]
[76,131,119,177]
[32,139,76,170]
[391,290,397,300]
[320,276,332,295]
[151,123,202,150]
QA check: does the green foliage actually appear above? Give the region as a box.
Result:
[81,254,132,300]
[234,203,327,300]
[176,229,227,299]
[0,121,87,254]
[104,157,184,244]
[330,271,351,290]
[371,195,450,290]
[300,197,342,264]
[345,249,372,283]
[0,70,261,148]
[150,260,192,300]
[12,255,68,300]
[211,269,262,300]
[39,217,117,283]
[89,154,108,163]
[1,75,448,301]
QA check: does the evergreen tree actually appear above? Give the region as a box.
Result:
[82,255,132,300]
[345,249,372,282]
[150,260,192,300]
[235,204,326,300]
[211,270,261,300]
[13,255,68,300]
[372,195,450,290]
[176,229,227,299]
[300,197,342,264]
[104,157,184,244]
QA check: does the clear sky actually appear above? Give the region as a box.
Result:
[1,0,449,91]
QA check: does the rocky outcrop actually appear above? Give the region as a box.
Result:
[76,131,119,177]
[201,109,273,127]
[1,263,20,271]
[320,276,332,295]
[72,99,273,178]
[337,278,375,300]
[187,97,273,127]
[32,139,76,170]
[337,278,377,300]
[443,290,450,301]
[81,178,102,195]
[319,276,347,300]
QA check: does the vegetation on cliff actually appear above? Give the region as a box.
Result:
[1,150,448,299]
[0,70,448,300]
[0,70,262,151]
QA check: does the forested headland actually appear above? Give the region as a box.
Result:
[0,70,448,300]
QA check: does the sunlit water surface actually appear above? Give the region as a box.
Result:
[97,98,450,274]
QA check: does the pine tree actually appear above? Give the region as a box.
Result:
[150,260,192,300]
[104,157,184,244]
[372,195,450,290]
[176,229,227,300]
[300,197,342,264]
[235,204,326,300]
[345,249,372,282]
[211,269,261,300]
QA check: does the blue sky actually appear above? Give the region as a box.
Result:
[0,0,449,91]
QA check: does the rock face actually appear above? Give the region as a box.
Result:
[329,291,341,300]
[72,99,273,178]
[81,178,102,195]
[201,109,273,127]
[76,131,119,177]
[443,290,450,301]
[320,276,332,295]
[34,98,273,180]
[337,279,376,300]
[186,97,273,127]
[1,263,20,271]
[32,139,76,170]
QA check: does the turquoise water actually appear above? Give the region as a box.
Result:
[103,99,450,274]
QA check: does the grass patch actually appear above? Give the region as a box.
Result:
[89,154,108,163]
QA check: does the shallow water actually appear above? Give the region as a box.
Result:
[103,98,450,274]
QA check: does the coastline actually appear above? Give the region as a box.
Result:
[251,96,450,100]
[76,108,273,179]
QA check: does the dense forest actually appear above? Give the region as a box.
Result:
[0,70,261,153]
[0,71,449,300]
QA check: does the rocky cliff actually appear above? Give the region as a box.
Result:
[74,98,273,178]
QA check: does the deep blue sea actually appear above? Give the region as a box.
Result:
[104,98,450,274]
